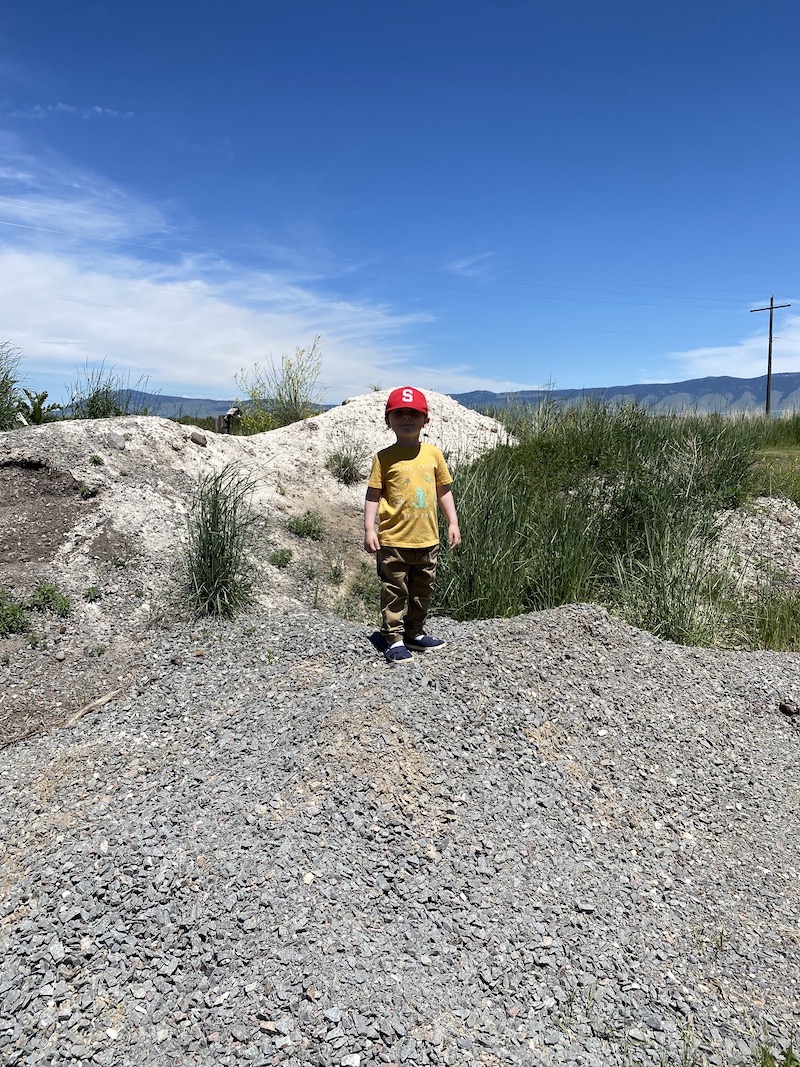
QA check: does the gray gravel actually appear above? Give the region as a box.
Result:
[2,603,799,1066]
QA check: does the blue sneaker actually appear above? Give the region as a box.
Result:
[384,643,413,663]
[404,633,446,651]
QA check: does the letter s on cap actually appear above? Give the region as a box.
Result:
[402,388,414,403]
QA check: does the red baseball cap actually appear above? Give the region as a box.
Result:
[385,386,428,416]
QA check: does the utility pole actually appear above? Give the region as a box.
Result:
[750,295,791,415]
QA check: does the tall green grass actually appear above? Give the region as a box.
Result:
[182,465,261,617]
[434,400,789,647]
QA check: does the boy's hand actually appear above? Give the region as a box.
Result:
[364,529,381,553]
[447,522,461,549]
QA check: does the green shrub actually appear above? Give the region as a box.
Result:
[89,454,105,466]
[288,510,325,540]
[28,582,72,618]
[83,586,103,602]
[182,464,260,617]
[235,336,325,432]
[268,548,293,568]
[0,589,29,635]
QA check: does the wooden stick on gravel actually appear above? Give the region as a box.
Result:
[66,689,123,727]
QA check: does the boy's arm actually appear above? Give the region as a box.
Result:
[364,486,382,553]
[437,484,461,549]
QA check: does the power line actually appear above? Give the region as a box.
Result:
[750,295,792,415]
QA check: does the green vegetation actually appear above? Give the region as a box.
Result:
[182,464,260,618]
[67,361,154,419]
[288,509,325,540]
[19,388,60,425]
[0,589,29,636]
[235,336,325,433]
[325,427,371,485]
[350,562,381,607]
[268,548,293,568]
[28,582,72,617]
[756,1045,800,1067]
[1,582,73,635]
[434,401,800,649]
[83,586,103,602]
[0,341,23,431]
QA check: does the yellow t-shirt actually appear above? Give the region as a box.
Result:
[368,442,452,548]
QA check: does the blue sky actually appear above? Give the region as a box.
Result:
[1,0,799,404]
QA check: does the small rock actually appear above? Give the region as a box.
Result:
[189,430,207,447]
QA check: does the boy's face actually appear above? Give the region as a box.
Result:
[386,408,428,443]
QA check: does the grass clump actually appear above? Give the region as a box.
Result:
[288,510,325,540]
[325,440,371,485]
[350,562,381,606]
[235,336,325,433]
[0,341,24,431]
[325,421,371,486]
[83,586,103,602]
[182,464,260,618]
[268,548,293,568]
[68,360,155,420]
[0,589,29,636]
[28,582,72,617]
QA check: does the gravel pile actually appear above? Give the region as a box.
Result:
[2,604,799,1066]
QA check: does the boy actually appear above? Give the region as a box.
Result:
[364,387,461,663]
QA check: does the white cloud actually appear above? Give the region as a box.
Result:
[0,136,532,403]
[11,102,134,120]
[444,252,498,279]
[667,310,800,380]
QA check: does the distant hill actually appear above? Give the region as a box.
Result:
[113,373,800,419]
[450,372,800,414]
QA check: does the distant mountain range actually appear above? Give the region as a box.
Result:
[120,373,800,419]
[451,372,800,414]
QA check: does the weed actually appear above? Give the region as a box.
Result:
[350,562,381,606]
[28,632,40,649]
[182,464,260,618]
[288,510,325,540]
[235,336,325,432]
[83,586,103,602]
[19,388,60,424]
[89,453,105,466]
[268,548,293,568]
[67,360,156,419]
[0,588,28,636]
[79,483,98,499]
[0,341,24,431]
[325,438,371,485]
[1,651,9,666]
[328,561,345,585]
[28,582,72,617]
[90,644,107,657]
